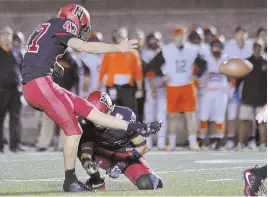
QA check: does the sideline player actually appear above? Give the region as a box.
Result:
[198,36,230,150]
[141,32,167,150]
[224,26,253,149]
[78,91,163,190]
[147,28,207,150]
[22,4,159,192]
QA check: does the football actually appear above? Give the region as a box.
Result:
[219,58,253,78]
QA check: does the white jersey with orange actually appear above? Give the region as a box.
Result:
[199,52,230,123]
[224,39,253,59]
[161,42,200,87]
[201,52,229,90]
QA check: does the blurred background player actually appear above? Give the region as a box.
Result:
[98,27,143,114]
[141,31,167,150]
[78,91,163,190]
[203,25,218,45]
[224,26,253,150]
[198,36,230,150]
[134,29,146,122]
[0,26,24,153]
[256,27,267,56]
[236,39,267,151]
[80,32,103,98]
[13,31,26,57]
[148,28,207,151]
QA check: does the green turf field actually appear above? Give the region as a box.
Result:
[0,149,266,196]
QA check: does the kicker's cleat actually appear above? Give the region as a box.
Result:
[85,177,105,190]
[63,180,95,192]
[243,167,266,196]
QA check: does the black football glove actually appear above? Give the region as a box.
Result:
[147,121,162,135]
[127,121,162,137]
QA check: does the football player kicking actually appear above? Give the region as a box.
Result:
[22,4,159,192]
[243,105,267,197]
[77,91,163,190]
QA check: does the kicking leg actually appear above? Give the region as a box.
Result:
[22,76,92,192]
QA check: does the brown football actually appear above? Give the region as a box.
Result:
[219,58,253,78]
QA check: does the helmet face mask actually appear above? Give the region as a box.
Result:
[78,24,91,41]
[58,4,91,41]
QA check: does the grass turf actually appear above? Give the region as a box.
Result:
[0,149,266,196]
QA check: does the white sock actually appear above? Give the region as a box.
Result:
[146,136,153,149]
[168,135,176,149]
[157,137,166,149]
[188,135,197,146]
[226,140,234,149]
[215,134,224,139]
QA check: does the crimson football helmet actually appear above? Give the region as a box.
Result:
[87,91,114,114]
[57,4,91,41]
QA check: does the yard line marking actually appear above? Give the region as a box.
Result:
[206,178,235,182]
[0,158,63,163]
[1,178,63,182]
[147,151,196,155]
[0,166,251,183]
[195,160,267,164]
[157,166,250,174]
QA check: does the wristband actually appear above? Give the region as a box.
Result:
[131,148,142,159]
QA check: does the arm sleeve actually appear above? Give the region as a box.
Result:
[146,51,165,76]
[194,54,207,77]
[52,19,77,46]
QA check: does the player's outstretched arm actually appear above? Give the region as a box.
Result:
[87,108,129,130]
[67,38,138,54]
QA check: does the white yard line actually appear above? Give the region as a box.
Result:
[0,166,250,183]
[195,159,267,164]
[206,179,235,182]
[0,158,63,163]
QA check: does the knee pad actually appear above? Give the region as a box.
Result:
[136,173,163,190]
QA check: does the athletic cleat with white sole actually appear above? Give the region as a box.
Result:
[63,180,95,192]
[85,177,105,190]
[243,166,266,196]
